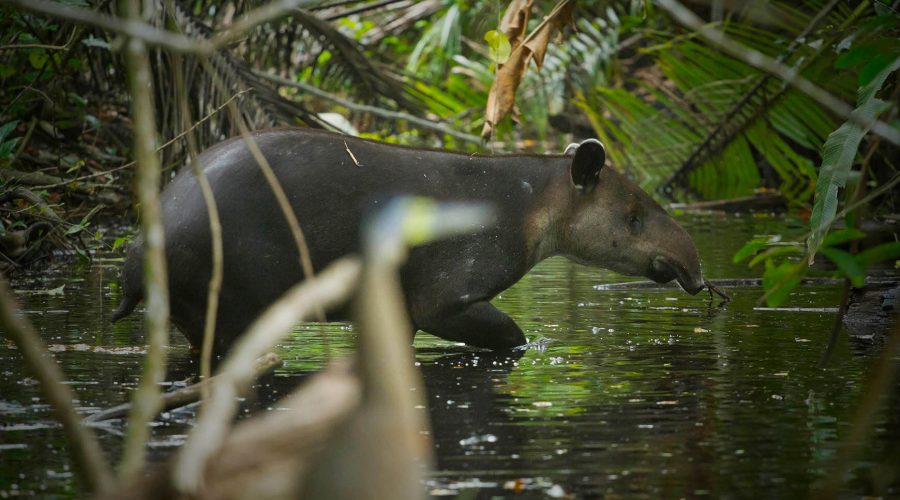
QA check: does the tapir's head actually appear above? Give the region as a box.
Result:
[559,139,704,294]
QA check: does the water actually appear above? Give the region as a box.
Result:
[2,214,898,497]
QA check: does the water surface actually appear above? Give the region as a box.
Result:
[1,214,897,497]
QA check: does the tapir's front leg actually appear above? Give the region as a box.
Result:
[418,301,527,350]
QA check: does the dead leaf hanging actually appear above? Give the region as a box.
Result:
[481,0,574,140]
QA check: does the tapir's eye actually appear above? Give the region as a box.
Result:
[628,214,642,234]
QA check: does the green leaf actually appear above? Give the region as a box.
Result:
[762,260,805,307]
[807,56,900,262]
[748,245,802,268]
[0,121,19,142]
[820,248,865,287]
[28,50,48,69]
[821,228,866,248]
[733,238,768,263]
[0,63,15,79]
[855,241,900,268]
[113,236,129,251]
[484,30,511,66]
[65,224,85,236]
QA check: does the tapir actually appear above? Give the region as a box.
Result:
[112,128,704,353]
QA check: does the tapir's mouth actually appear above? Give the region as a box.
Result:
[651,256,704,295]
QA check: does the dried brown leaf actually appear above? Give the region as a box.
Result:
[525,2,573,71]
[500,0,533,51]
[481,0,574,139]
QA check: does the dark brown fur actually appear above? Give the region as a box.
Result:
[113,130,703,353]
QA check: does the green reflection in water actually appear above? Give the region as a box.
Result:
[1,214,896,498]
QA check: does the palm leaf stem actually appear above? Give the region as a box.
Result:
[658,0,845,198]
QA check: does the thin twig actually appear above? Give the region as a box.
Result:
[704,278,732,302]
[344,140,362,166]
[117,0,170,483]
[83,353,283,424]
[172,257,362,495]
[202,58,324,323]
[172,51,225,395]
[1,0,324,54]
[254,70,482,144]
[656,0,900,147]
[0,43,69,50]
[33,89,251,190]
[0,273,114,494]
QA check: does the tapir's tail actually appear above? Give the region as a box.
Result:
[110,240,144,323]
[111,293,140,323]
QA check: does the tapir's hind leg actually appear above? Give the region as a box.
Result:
[418,301,526,350]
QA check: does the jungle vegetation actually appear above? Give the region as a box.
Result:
[0,0,898,497]
[1,0,898,306]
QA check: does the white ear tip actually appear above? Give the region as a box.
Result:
[564,139,604,156]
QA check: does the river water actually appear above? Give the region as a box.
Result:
[1,213,897,497]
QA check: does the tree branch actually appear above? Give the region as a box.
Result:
[255,70,482,144]
[117,0,170,483]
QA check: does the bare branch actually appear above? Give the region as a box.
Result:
[83,353,283,424]
[0,0,324,55]
[255,70,482,144]
[173,53,225,393]
[117,0,170,483]
[0,0,205,53]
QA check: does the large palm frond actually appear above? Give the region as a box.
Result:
[575,0,864,201]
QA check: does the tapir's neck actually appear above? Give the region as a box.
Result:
[521,164,574,268]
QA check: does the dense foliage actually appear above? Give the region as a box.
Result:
[0,0,898,305]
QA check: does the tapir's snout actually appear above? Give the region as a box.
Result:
[651,255,704,295]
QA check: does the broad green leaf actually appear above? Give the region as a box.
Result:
[733,239,768,263]
[484,30,511,66]
[762,260,805,307]
[820,247,865,287]
[855,241,900,268]
[748,245,802,268]
[821,228,866,248]
[807,56,900,262]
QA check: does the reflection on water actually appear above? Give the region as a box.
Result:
[2,214,897,497]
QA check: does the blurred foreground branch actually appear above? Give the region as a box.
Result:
[0,0,324,55]
[173,257,362,494]
[117,0,170,483]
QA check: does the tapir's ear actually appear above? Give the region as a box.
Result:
[570,139,605,192]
